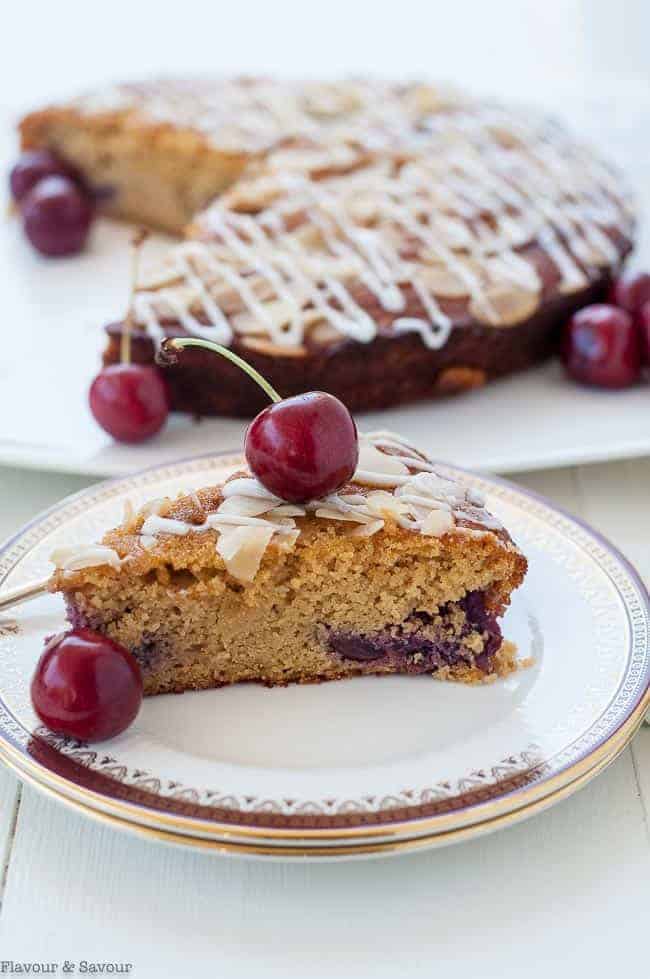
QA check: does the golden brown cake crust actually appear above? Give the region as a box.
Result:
[50,445,527,696]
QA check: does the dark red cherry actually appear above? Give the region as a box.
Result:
[245,391,358,502]
[561,304,641,389]
[22,175,93,256]
[31,628,142,742]
[609,271,650,317]
[9,150,75,202]
[638,302,650,366]
[89,363,170,443]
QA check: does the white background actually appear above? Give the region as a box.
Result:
[0,2,649,977]
[2,0,649,109]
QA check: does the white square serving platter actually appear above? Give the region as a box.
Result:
[2,94,649,479]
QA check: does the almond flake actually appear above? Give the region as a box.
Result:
[51,545,122,572]
[266,504,306,518]
[350,518,385,537]
[354,442,410,486]
[365,491,409,520]
[216,525,275,582]
[217,496,280,518]
[314,507,373,524]
[420,509,455,536]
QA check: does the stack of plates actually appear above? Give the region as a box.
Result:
[0,454,647,859]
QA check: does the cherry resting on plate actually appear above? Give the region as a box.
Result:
[156,337,359,501]
[609,271,650,317]
[561,304,641,389]
[22,175,93,257]
[89,362,170,443]
[31,629,142,742]
[9,149,76,202]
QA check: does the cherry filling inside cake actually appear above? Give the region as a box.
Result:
[49,433,527,694]
[325,591,505,676]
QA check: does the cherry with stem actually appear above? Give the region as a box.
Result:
[89,232,170,443]
[158,336,359,503]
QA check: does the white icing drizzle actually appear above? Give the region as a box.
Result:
[130,94,632,353]
[51,433,506,584]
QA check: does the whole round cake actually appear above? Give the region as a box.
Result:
[21,78,635,415]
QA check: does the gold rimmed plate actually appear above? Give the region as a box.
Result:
[0,451,648,857]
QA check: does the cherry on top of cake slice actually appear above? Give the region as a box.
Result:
[50,429,523,589]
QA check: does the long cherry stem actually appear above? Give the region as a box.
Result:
[162,337,282,404]
[121,229,148,366]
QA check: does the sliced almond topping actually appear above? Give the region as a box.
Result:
[349,518,385,537]
[354,442,410,483]
[274,529,300,553]
[397,471,460,502]
[418,264,470,299]
[365,490,409,520]
[221,478,280,502]
[240,337,308,358]
[137,498,168,519]
[469,284,540,327]
[216,496,280,518]
[419,508,455,536]
[308,321,343,346]
[266,504,306,518]
[466,487,486,507]
[216,525,275,582]
[314,508,373,524]
[51,545,122,573]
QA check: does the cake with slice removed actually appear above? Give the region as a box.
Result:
[49,432,527,694]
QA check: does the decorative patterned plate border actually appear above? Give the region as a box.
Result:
[0,732,631,860]
[0,451,648,850]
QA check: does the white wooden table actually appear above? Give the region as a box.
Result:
[0,458,648,977]
[1,1,649,971]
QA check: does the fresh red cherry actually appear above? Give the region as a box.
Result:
[21,175,93,256]
[89,363,170,443]
[10,150,76,202]
[245,391,358,502]
[155,337,359,498]
[609,271,650,317]
[638,302,650,366]
[31,628,142,742]
[561,304,641,389]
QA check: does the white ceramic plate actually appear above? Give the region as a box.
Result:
[0,452,647,858]
[2,94,650,480]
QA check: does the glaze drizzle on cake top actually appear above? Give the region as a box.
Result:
[131,100,634,356]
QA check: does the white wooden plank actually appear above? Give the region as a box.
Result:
[0,769,20,907]
[0,751,647,979]
[0,468,87,910]
[569,459,650,827]
[631,728,650,842]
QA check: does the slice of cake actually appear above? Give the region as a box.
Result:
[50,433,527,694]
